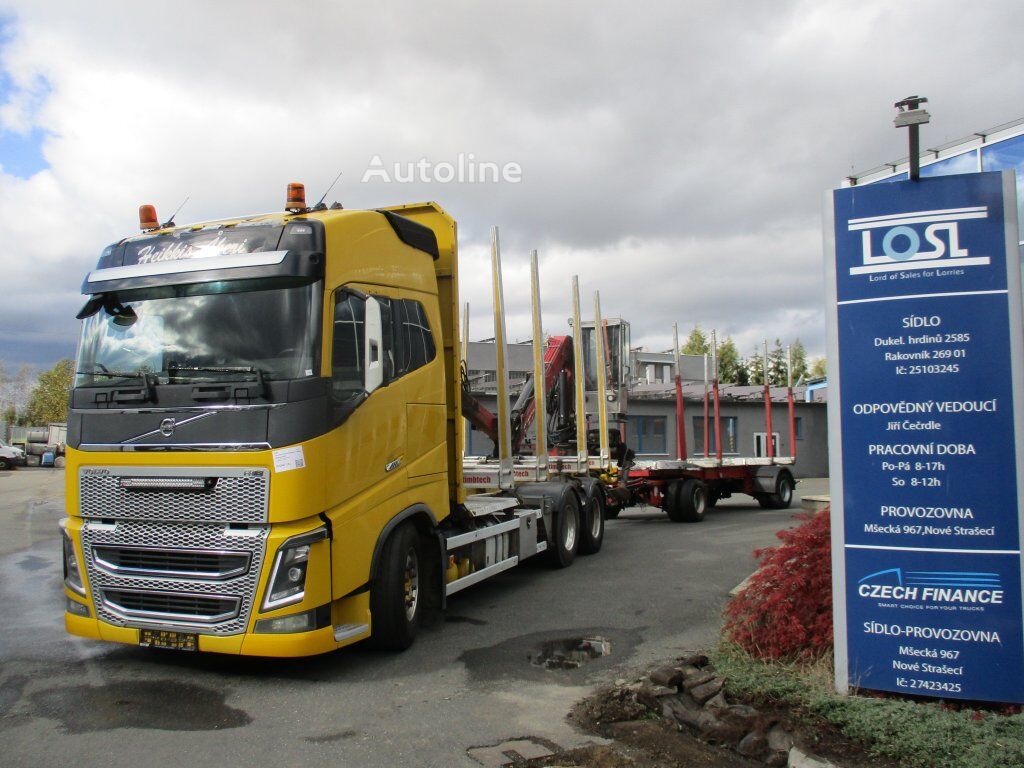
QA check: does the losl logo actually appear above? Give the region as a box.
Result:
[847,206,991,276]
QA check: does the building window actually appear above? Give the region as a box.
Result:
[691,416,738,454]
[629,416,667,454]
[794,416,804,440]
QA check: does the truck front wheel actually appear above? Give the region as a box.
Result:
[546,492,580,568]
[369,522,422,651]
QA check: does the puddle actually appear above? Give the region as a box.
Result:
[29,679,251,733]
[530,636,612,670]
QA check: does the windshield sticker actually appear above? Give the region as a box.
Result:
[272,445,305,473]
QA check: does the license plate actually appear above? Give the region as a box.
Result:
[139,629,198,651]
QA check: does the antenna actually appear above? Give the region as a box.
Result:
[315,169,344,209]
[162,196,189,228]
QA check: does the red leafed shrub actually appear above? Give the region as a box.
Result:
[723,508,833,660]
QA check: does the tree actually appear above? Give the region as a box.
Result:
[790,339,808,383]
[767,339,787,386]
[746,347,764,385]
[716,337,745,384]
[24,359,74,426]
[0,361,34,425]
[809,356,827,379]
[681,325,710,356]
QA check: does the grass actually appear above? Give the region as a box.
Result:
[710,644,1024,768]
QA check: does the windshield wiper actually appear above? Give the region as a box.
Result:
[76,367,157,402]
[168,365,271,400]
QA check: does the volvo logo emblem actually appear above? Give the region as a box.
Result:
[159,418,176,437]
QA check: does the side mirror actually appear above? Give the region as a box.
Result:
[364,296,384,394]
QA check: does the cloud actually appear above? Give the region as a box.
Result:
[0,0,1021,370]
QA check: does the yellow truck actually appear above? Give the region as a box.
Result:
[61,186,608,656]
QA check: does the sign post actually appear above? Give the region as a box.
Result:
[825,171,1024,703]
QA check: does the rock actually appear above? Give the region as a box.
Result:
[768,724,795,754]
[689,676,725,705]
[704,691,729,710]
[649,665,685,688]
[635,683,677,711]
[678,651,710,668]
[681,669,715,690]
[696,709,747,744]
[720,704,760,731]
[788,746,839,768]
[662,694,702,728]
[737,730,768,759]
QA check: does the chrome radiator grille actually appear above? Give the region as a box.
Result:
[79,466,269,524]
[81,518,268,635]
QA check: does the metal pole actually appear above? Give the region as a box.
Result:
[571,276,588,472]
[672,323,687,461]
[594,291,610,469]
[461,301,470,456]
[703,352,710,458]
[490,227,514,490]
[787,344,797,461]
[712,330,722,463]
[763,339,775,460]
[530,251,548,477]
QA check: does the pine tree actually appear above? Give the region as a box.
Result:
[681,326,710,356]
[767,339,787,386]
[790,340,808,383]
[746,347,765,385]
[716,337,744,384]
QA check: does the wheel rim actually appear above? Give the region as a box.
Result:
[694,487,706,516]
[590,499,602,538]
[780,480,792,503]
[563,505,577,551]
[403,549,419,621]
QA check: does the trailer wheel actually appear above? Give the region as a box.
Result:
[667,479,707,523]
[0,458,10,471]
[579,491,605,555]
[369,522,422,651]
[546,492,580,568]
[758,471,795,510]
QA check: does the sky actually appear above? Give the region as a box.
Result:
[0,0,1021,374]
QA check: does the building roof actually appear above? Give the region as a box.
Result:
[630,381,815,404]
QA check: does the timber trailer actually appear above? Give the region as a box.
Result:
[461,308,798,524]
[61,187,613,656]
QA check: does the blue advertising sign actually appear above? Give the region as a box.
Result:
[825,171,1024,703]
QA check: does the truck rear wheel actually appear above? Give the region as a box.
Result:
[369,522,422,651]
[666,479,707,523]
[758,472,794,510]
[579,491,605,555]
[546,491,580,568]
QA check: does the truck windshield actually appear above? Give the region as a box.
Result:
[75,279,321,386]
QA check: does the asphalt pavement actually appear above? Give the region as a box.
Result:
[0,468,827,768]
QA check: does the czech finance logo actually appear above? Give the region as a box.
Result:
[857,567,1004,605]
[847,206,990,275]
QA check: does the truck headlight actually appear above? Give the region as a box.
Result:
[61,528,86,596]
[262,527,327,611]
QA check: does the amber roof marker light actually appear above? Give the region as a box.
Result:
[285,182,306,212]
[139,204,159,231]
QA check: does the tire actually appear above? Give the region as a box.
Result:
[579,490,605,555]
[546,491,581,568]
[706,487,719,509]
[0,458,10,471]
[666,479,707,523]
[763,472,795,510]
[369,522,422,651]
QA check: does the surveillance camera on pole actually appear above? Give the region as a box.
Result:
[894,95,930,181]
